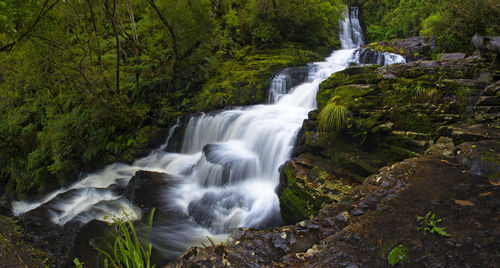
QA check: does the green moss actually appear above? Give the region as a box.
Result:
[318,65,382,109]
[279,190,313,224]
[393,111,432,133]
[192,44,322,111]
[279,163,333,225]
[365,42,397,54]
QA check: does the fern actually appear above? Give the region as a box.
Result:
[417,211,450,238]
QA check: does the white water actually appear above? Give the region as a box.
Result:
[339,6,364,49]
[12,6,404,259]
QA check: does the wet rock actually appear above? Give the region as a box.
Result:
[187,191,248,229]
[202,143,259,185]
[441,53,467,61]
[454,140,500,177]
[451,124,500,144]
[124,170,173,209]
[132,127,171,158]
[425,137,454,158]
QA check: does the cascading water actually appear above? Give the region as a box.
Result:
[339,6,364,49]
[11,6,405,261]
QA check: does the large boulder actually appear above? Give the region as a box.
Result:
[123,170,174,210]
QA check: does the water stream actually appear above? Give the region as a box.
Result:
[12,6,405,260]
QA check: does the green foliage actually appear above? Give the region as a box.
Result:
[387,244,407,266]
[416,211,450,238]
[356,0,500,53]
[395,81,437,99]
[73,258,83,268]
[95,208,156,268]
[318,97,348,134]
[420,0,500,53]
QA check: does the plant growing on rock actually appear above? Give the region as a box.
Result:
[318,96,348,134]
[387,244,408,266]
[416,211,450,238]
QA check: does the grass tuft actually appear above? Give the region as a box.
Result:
[94,208,156,268]
[318,97,348,134]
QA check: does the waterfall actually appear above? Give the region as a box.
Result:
[339,6,364,49]
[11,6,405,261]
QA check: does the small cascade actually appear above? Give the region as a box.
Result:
[352,48,407,66]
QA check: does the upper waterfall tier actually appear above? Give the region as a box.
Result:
[339,6,364,49]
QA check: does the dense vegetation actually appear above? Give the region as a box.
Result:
[0,0,344,199]
[349,0,500,52]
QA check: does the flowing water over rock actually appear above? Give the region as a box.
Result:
[339,6,364,49]
[12,6,405,261]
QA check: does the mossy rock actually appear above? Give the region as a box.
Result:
[392,111,432,133]
[279,162,333,225]
[191,45,322,111]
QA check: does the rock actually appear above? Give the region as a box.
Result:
[425,137,454,158]
[305,131,329,149]
[483,81,500,96]
[366,36,430,61]
[472,34,500,54]
[454,140,500,177]
[132,127,171,159]
[372,122,394,133]
[335,211,350,223]
[441,53,467,61]
[124,170,174,210]
[63,220,113,267]
[476,96,500,106]
[351,209,364,216]
[0,215,53,267]
[451,124,500,145]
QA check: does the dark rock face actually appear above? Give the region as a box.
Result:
[124,170,172,210]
